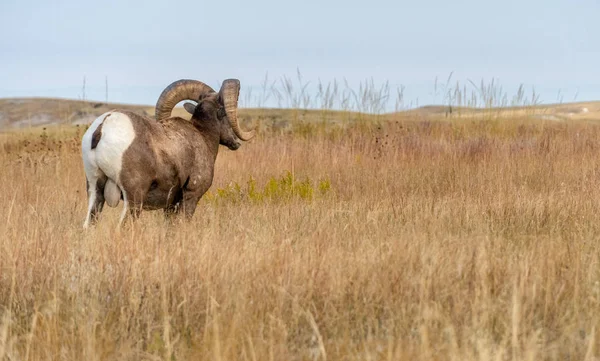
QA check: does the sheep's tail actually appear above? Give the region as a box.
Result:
[104,179,122,207]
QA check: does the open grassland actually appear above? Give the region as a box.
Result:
[3,106,600,360]
[2,71,600,130]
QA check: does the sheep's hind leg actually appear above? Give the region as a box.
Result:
[118,191,130,227]
[118,187,146,227]
[83,175,106,229]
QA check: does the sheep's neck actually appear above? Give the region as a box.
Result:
[193,121,220,161]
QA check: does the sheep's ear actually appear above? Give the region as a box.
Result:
[183,102,196,115]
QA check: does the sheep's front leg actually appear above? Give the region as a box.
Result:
[179,193,200,219]
[176,176,208,219]
[162,194,198,223]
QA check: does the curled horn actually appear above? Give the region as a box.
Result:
[219,79,256,141]
[155,79,215,120]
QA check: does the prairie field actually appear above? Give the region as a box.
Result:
[3,102,600,361]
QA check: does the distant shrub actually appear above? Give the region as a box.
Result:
[205,171,332,205]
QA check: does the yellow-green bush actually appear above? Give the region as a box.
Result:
[205,171,331,204]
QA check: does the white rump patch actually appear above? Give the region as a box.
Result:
[81,112,110,182]
[81,111,136,227]
[92,112,136,183]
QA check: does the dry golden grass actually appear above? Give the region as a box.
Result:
[2,111,600,360]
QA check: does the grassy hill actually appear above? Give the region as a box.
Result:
[1,97,600,132]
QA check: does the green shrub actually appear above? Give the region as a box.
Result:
[205,171,332,205]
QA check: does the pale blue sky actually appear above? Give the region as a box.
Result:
[1,0,598,110]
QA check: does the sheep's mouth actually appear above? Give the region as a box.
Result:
[224,141,241,150]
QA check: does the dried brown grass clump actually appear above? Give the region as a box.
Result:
[1,115,600,360]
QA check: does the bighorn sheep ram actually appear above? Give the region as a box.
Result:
[81,78,255,228]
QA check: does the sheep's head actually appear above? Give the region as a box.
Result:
[155,78,256,150]
[183,91,242,150]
